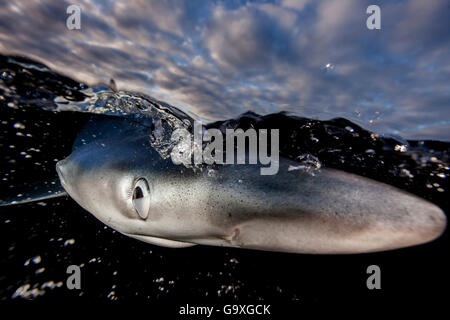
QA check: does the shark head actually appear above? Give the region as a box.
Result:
[56,132,151,232]
[55,118,189,244]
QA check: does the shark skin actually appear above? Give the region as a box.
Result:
[52,117,446,254]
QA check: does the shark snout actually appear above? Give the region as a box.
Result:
[56,157,78,191]
[56,159,68,186]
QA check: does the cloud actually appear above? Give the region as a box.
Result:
[0,0,448,140]
[204,4,299,74]
[280,0,310,11]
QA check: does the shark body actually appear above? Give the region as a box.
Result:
[50,117,446,254]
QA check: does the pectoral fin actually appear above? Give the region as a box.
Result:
[0,179,67,206]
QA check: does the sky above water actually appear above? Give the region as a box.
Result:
[0,0,449,140]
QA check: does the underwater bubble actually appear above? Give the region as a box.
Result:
[64,239,75,246]
[40,281,63,290]
[207,169,217,177]
[35,268,45,275]
[0,70,15,80]
[24,255,41,266]
[345,126,354,132]
[290,154,321,175]
[13,122,25,129]
[288,165,305,171]
[107,291,117,300]
[394,144,408,152]
[400,169,414,179]
[11,284,45,299]
[154,277,164,283]
[183,119,191,127]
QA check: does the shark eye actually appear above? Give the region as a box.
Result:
[132,178,150,219]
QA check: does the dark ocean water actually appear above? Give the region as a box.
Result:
[0,54,448,310]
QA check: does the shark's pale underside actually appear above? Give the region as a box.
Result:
[1,117,446,254]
